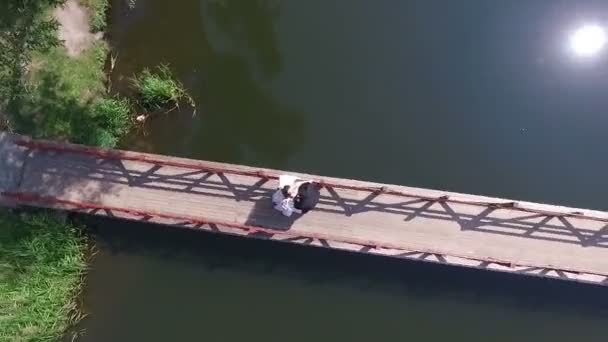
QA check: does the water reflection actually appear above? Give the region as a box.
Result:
[569,24,606,57]
[206,0,282,78]
[77,1,608,341]
[199,0,304,165]
[200,51,304,165]
[111,0,303,167]
[75,217,608,342]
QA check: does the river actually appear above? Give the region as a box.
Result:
[75,1,608,340]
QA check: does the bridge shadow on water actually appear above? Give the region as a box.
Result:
[27,147,608,249]
[67,213,608,341]
[78,215,608,322]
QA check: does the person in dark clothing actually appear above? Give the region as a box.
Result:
[293,181,321,214]
[272,176,321,216]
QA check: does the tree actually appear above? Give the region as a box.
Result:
[0,0,65,103]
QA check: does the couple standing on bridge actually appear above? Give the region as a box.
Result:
[272,175,321,217]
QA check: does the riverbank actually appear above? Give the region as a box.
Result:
[0,209,87,341]
[0,1,114,341]
[10,0,131,148]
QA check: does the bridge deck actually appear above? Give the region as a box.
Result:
[2,133,608,286]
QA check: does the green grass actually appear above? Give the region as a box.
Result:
[1,1,123,341]
[27,40,107,101]
[0,209,87,342]
[79,0,109,32]
[131,65,191,111]
[11,40,132,148]
[86,96,132,147]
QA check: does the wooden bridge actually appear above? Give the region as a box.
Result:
[2,132,608,287]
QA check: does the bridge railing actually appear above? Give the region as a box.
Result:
[11,135,608,224]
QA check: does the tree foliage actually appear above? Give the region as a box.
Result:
[0,0,135,149]
[0,0,65,102]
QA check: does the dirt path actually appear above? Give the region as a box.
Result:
[54,0,101,56]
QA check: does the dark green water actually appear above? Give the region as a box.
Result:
[76,1,608,340]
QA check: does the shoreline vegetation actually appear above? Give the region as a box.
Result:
[1,0,192,340]
[1,1,106,340]
[131,64,195,118]
[0,210,88,342]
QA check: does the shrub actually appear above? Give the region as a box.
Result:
[90,97,132,137]
[80,0,109,32]
[11,42,132,148]
[131,64,190,111]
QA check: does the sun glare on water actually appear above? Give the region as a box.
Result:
[569,24,607,57]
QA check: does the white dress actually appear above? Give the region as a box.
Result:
[272,175,303,217]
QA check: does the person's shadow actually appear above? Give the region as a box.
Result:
[244,191,300,231]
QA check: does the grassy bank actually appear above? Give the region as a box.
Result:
[1,1,193,339]
[12,40,132,147]
[0,210,87,342]
[1,0,128,148]
[80,0,109,32]
[0,0,113,341]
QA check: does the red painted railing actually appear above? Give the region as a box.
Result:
[11,136,608,223]
[4,190,601,276]
[4,135,608,276]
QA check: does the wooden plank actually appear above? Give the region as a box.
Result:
[13,134,608,220]
[5,133,608,286]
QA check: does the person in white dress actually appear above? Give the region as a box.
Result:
[272,175,320,217]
